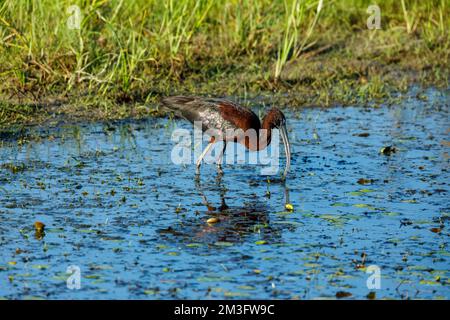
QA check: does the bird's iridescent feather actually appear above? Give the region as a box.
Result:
[161,96,261,134]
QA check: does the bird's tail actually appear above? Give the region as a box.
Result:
[160,96,198,121]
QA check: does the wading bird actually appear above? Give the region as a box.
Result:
[162,96,291,180]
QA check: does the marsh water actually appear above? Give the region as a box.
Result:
[0,88,449,299]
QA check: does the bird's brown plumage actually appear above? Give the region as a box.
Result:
[162,96,264,149]
[161,95,291,179]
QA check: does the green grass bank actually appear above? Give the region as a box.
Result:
[0,0,448,126]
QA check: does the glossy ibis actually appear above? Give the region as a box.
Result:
[162,96,291,179]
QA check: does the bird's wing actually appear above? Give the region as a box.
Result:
[161,96,259,133]
[212,98,261,132]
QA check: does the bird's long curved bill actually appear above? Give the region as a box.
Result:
[280,125,291,180]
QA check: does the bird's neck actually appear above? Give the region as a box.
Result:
[254,116,273,151]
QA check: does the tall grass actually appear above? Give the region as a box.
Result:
[274,0,323,80]
[0,0,447,99]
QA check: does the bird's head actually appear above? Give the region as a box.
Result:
[267,108,287,128]
[266,108,291,181]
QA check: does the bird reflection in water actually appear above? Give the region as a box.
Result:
[158,174,291,245]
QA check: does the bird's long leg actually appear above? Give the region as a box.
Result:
[216,142,227,174]
[196,141,215,174]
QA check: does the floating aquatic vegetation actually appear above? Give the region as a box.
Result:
[380,146,397,155]
[357,178,374,185]
[335,291,352,299]
[33,221,45,240]
[206,217,219,224]
[0,94,449,299]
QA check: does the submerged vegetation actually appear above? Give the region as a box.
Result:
[0,91,449,299]
[0,0,448,125]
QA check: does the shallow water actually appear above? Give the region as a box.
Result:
[0,88,449,299]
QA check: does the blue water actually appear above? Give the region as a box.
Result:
[0,88,448,299]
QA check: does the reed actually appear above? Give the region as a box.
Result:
[0,0,447,120]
